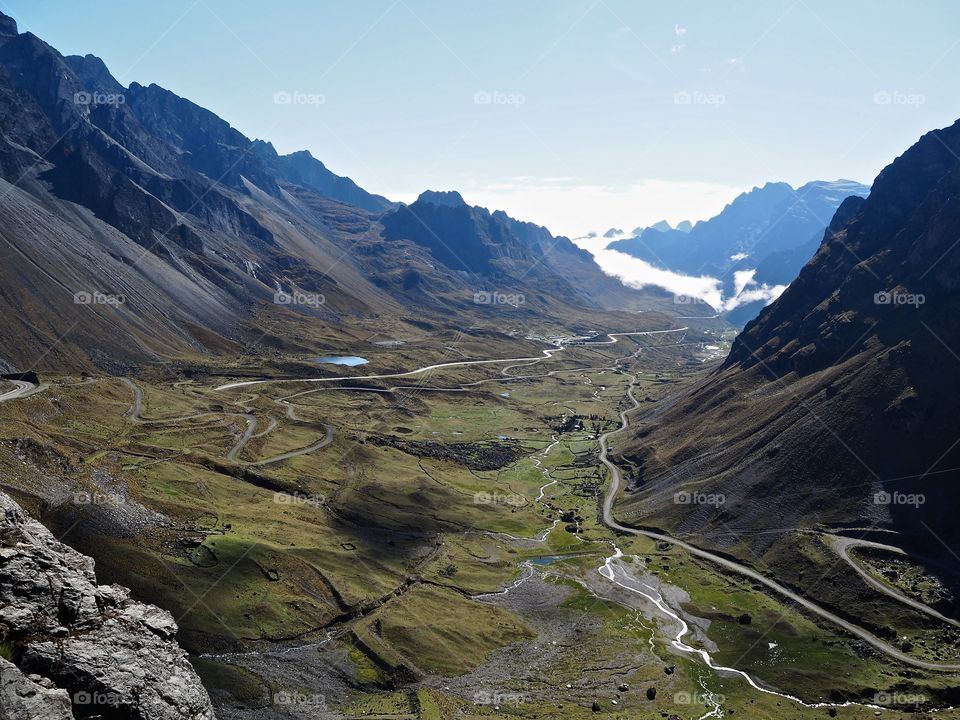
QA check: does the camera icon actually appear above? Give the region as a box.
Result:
[874,291,892,305]
[673,91,692,105]
[873,91,892,105]
[273,291,293,305]
[873,491,892,505]
[473,291,493,305]
[74,91,92,106]
[73,291,93,305]
[273,91,292,105]
[673,491,691,504]
[473,91,492,105]
[474,491,492,505]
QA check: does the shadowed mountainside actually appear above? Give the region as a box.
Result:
[0,12,661,374]
[615,119,960,569]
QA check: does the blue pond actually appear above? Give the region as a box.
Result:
[314,356,369,366]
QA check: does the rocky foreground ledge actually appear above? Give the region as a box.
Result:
[0,491,216,719]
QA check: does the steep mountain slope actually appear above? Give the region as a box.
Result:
[251,140,394,213]
[381,191,667,310]
[614,120,960,570]
[0,12,656,373]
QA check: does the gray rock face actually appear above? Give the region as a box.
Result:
[0,491,216,719]
[0,658,73,720]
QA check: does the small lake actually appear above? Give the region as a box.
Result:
[314,356,369,366]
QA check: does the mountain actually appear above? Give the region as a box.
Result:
[251,140,394,212]
[614,119,960,573]
[611,180,869,278]
[0,12,659,373]
[381,191,664,309]
[607,180,870,322]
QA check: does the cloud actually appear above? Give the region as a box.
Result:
[671,24,687,53]
[721,282,787,311]
[578,245,725,309]
[574,244,787,313]
[732,268,755,296]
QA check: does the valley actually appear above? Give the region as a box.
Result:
[3,319,959,719]
[0,6,959,720]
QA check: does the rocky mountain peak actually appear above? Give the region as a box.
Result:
[0,12,17,38]
[416,189,467,207]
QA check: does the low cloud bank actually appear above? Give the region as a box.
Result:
[577,240,787,313]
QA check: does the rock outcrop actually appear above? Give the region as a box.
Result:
[0,491,216,719]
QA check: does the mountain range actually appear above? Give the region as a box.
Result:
[605,179,870,323]
[0,12,660,374]
[615,118,960,576]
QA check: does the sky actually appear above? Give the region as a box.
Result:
[6,0,960,239]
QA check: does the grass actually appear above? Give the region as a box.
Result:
[374,584,534,676]
[3,327,955,718]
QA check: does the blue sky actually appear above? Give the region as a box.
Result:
[7,0,960,237]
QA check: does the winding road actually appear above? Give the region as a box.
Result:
[213,328,689,392]
[121,378,258,462]
[827,534,960,628]
[596,370,960,672]
[0,380,35,404]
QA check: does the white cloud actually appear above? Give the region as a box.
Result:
[671,25,687,53]
[721,282,787,311]
[574,243,788,314]
[733,268,756,296]
[579,245,725,309]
